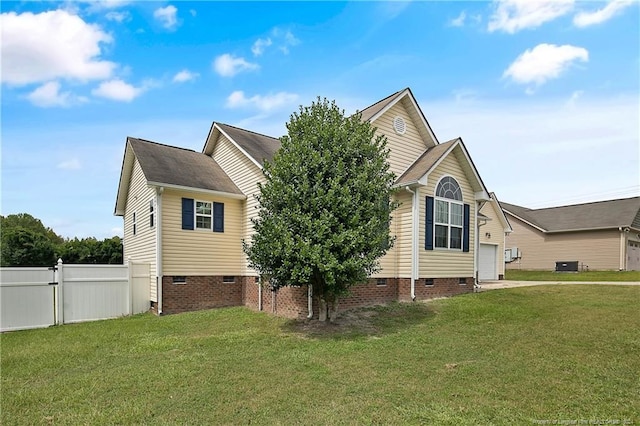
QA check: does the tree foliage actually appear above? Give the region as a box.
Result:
[1,214,123,266]
[244,98,397,320]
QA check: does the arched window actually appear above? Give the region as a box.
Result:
[434,177,463,249]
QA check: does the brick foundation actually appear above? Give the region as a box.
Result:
[161,275,474,318]
[161,275,244,315]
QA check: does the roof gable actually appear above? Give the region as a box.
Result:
[202,122,281,168]
[114,137,243,216]
[395,137,490,201]
[501,197,640,233]
[358,87,438,148]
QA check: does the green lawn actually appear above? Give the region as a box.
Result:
[2,285,639,425]
[505,269,640,282]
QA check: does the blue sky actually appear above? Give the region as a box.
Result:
[2,0,639,239]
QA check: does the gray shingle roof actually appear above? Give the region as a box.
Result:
[358,88,406,122]
[395,139,457,185]
[216,123,281,166]
[129,137,242,195]
[501,197,640,232]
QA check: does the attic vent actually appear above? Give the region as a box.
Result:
[393,116,406,135]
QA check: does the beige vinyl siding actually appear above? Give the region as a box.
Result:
[479,201,506,276]
[211,135,265,274]
[419,153,476,278]
[505,217,621,270]
[373,190,413,278]
[161,189,243,275]
[123,158,157,301]
[373,102,428,178]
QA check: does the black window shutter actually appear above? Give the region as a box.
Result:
[213,202,224,232]
[425,196,434,250]
[182,198,194,230]
[463,203,470,252]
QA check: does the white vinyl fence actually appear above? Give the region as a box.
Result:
[1,260,150,332]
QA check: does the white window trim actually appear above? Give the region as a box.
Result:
[149,198,156,229]
[132,211,137,236]
[194,200,213,231]
[434,197,463,251]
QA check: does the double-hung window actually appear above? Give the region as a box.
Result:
[195,201,212,230]
[435,199,463,249]
[426,176,470,252]
[182,198,224,233]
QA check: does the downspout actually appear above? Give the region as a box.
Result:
[619,227,626,271]
[307,284,313,319]
[156,187,164,315]
[405,187,417,301]
[474,201,479,285]
[258,276,262,311]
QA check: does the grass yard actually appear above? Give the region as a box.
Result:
[505,269,640,282]
[2,285,639,425]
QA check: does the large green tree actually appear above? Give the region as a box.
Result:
[1,213,123,266]
[244,98,397,321]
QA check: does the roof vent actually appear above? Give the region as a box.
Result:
[393,116,406,135]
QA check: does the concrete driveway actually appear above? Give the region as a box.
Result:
[476,280,640,292]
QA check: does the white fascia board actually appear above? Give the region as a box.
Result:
[503,210,547,233]
[367,89,409,123]
[215,125,265,171]
[147,182,247,200]
[201,122,218,156]
[416,139,459,184]
[114,140,136,216]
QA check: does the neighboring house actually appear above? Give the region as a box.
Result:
[115,87,506,318]
[478,193,512,281]
[501,197,640,271]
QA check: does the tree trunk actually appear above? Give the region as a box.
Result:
[328,299,339,322]
[318,298,328,322]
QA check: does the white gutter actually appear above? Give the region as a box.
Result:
[146,181,246,200]
[156,187,164,315]
[307,285,313,319]
[405,187,418,301]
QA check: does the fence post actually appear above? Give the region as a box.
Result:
[56,258,64,325]
[127,257,133,315]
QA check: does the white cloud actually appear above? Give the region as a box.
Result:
[26,81,87,108]
[252,37,272,56]
[91,79,144,102]
[1,10,116,86]
[449,11,467,27]
[573,0,633,27]
[105,11,130,23]
[503,44,589,89]
[172,69,199,83]
[213,54,259,77]
[57,158,82,170]
[488,0,574,33]
[278,30,300,54]
[424,94,638,208]
[190,9,197,17]
[153,5,179,30]
[225,90,298,112]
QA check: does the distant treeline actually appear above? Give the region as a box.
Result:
[0,213,123,267]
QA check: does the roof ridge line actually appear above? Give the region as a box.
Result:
[128,137,197,153]
[525,196,640,211]
[217,122,280,141]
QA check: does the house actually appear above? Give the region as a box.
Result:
[114,87,506,318]
[501,197,640,271]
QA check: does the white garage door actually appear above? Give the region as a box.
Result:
[628,241,640,271]
[479,244,498,281]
